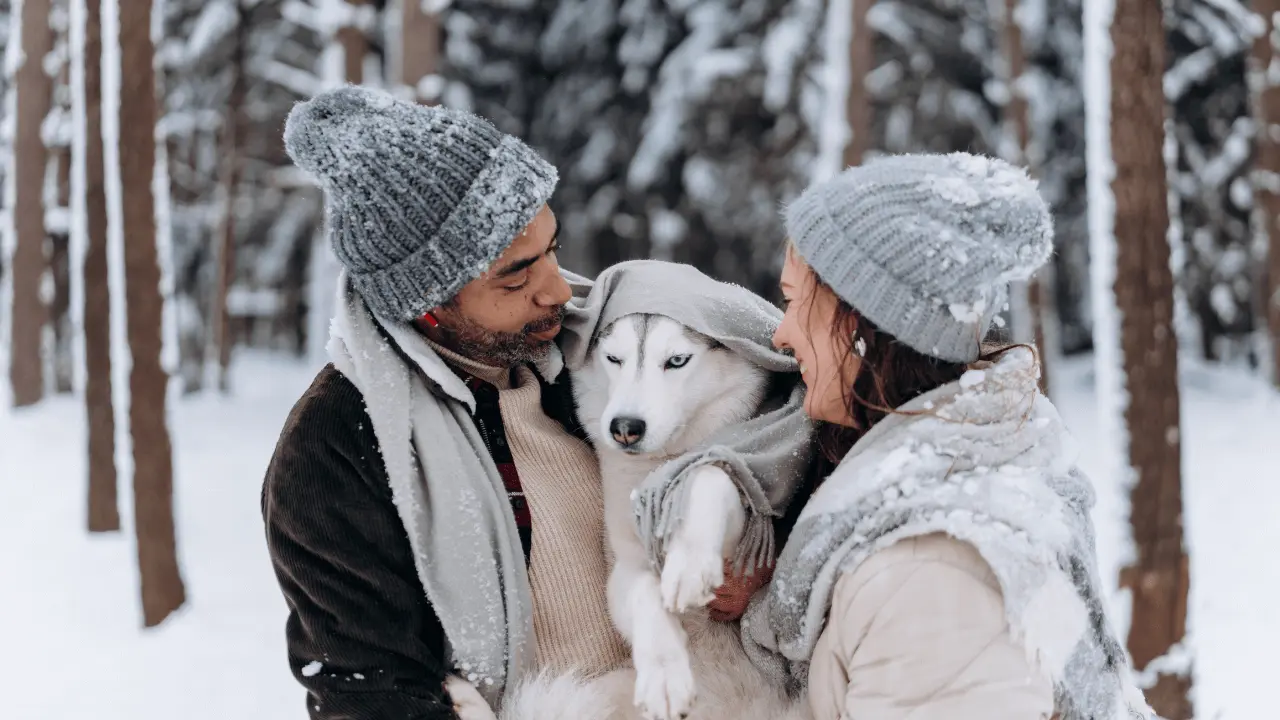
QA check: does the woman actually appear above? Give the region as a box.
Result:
[743,153,1152,720]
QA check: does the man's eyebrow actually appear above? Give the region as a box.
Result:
[492,221,560,279]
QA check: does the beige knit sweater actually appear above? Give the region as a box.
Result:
[430,343,629,677]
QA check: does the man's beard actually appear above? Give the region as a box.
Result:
[439,306,566,368]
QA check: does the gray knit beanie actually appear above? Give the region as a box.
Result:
[784,152,1053,363]
[284,85,559,322]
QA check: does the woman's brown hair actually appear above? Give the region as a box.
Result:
[796,256,1025,468]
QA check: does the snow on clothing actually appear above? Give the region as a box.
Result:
[282,86,559,323]
[784,153,1054,363]
[321,269,630,709]
[808,533,1055,719]
[262,366,459,719]
[262,280,610,717]
[557,260,818,576]
[741,347,1154,720]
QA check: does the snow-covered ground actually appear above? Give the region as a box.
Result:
[1,351,1276,719]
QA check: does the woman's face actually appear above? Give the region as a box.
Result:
[772,247,860,426]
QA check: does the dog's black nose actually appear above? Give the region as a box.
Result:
[609,417,647,448]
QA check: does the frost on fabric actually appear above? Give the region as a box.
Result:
[759,348,1146,720]
[301,661,323,677]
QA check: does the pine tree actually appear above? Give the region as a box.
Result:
[1166,0,1257,363]
[1109,0,1192,715]
[119,0,186,627]
[398,0,441,103]
[844,0,874,168]
[502,0,827,296]
[9,0,54,407]
[1254,0,1280,386]
[207,1,248,392]
[80,0,119,533]
[160,0,330,385]
[998,0,1053,394]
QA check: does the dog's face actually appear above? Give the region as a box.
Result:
[573,314,767,457]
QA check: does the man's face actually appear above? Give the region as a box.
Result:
[425,205,571,367]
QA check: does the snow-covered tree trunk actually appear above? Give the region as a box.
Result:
[206,1,246,393]
[1251,0,1280,387]
[843,0,874,167]
[74,0,118,532]
[399,0,441,104]
[307,0,375,364]
[47,0,75,395]
[1107,0,1192,715]
[9,0,54,407]
[118,0,185,628]
[1166,1,1256,363]
[998,0,1053,395]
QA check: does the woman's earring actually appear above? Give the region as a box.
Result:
[420,311,440,328]
[853,334,867,357]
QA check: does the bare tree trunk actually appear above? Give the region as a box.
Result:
[401,0,440,104]
[208,4,247,393]
[1252,0,1280,388]
[1110,1,1191,716]
[51,18,74,395]
[842,0,874,168]
[1001,0,1053,396]
[119,0,185,627]
[10,0,54,407]
[84,0,118,533]
[337,0,370,85]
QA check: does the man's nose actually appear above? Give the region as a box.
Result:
[535,268,572,308]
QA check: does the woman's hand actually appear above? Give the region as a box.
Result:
[707,559,774,622]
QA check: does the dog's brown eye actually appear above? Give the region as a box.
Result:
[606,355,623,365]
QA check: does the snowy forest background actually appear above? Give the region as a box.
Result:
[0,0,1277,719]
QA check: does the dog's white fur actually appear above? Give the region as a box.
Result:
[447,315,809,720]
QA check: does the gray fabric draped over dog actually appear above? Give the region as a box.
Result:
[560,260,818,574]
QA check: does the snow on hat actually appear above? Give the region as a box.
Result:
[784,152,1053,363]
[284,85,559,322]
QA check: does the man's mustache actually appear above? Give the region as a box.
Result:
[524,306,566,334]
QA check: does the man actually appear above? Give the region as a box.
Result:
[262,86,766,719]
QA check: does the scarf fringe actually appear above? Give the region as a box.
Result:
[634,464,776,577]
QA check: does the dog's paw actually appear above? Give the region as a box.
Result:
[660,536,724,613]
[660,465,739,613]
[445,675,498,720]
[634,654,697,720]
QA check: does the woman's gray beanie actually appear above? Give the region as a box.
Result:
[784,152,1054,363]
[284,85,558,322]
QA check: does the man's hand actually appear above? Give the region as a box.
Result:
[707,559,774,622]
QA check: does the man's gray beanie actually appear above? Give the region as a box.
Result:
[283,85,558,322]
[784,152,1053,363]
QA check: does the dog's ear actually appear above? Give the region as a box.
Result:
[587,320,617,356]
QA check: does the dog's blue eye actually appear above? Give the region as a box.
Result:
[665,355,692,370]
[606,355,623,365]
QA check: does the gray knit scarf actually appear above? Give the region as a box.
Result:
[328,271,539,708]
[740,348,1154,720]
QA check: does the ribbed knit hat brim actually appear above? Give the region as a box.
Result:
[785,152,1053,363]
[284,86,558,321]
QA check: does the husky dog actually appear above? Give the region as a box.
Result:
[453,313,809,720]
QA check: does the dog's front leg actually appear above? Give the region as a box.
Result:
[659,464,748,614]
[608,560,696,720]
